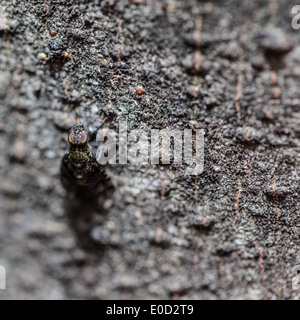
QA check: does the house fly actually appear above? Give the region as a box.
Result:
[60,115,112,196]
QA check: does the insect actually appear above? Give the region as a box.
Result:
[60,115,112,196]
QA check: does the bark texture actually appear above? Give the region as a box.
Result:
[0,0,300,299]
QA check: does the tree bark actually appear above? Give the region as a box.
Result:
[0,0,299,299]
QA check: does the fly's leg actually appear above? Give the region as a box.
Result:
[88,111,114,142]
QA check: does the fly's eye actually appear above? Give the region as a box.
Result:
[67,127,88,145]
[68,132,74,144]
[80,131,88,144]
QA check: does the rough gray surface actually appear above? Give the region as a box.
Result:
[0,0,299,299]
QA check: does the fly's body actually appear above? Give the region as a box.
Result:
[69,144,92,169]
[60,119,110,195]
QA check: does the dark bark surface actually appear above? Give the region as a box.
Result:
[0,0,299,299]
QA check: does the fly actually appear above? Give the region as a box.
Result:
[60,115,112,196]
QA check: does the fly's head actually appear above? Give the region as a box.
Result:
[68,123,89,146]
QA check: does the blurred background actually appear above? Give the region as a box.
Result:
[0,0,299,299]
